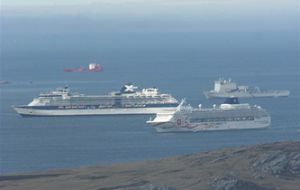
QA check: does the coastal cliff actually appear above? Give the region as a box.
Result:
[1,141,299,190]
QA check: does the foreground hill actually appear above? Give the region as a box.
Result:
[0,141,299,190]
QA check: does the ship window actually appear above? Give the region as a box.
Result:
[190,116,256,123]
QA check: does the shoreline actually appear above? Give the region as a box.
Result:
[1,141,299,190]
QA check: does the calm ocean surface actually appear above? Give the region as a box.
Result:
[1,18,300,174]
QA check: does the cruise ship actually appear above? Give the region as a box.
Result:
[13,84,179,116]
[204,79,290,99]
[147,98,271,132]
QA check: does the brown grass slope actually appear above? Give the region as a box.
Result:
[0,141,299,190]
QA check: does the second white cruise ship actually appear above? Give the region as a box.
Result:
[13,84,179,116]
[147,98,271,132]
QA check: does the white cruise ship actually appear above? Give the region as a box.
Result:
[13,84,179,116]
[147,98,271,132]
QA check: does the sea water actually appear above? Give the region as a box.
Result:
[0,17,299,174]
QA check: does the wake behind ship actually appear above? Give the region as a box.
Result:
[13,84,179,116]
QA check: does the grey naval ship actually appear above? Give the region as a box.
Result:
[204,79,290,99]
[147,98,271,132]
[13,84,179,116]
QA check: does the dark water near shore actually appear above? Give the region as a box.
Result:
[1,17,300,174]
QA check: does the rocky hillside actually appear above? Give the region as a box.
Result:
[0,141,299,190]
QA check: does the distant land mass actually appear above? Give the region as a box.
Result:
[0,141,299,190]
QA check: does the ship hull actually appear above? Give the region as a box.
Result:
[151,118,270,133]
[203,91,290,99]
[13,106,177,117]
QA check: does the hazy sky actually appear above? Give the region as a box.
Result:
[2,0,299,33]
[2,0,299,17]
[2,0,93,6]
[1,1,299,67]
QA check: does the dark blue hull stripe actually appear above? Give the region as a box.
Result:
[17,103,179,110]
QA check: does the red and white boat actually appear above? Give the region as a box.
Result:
[64,63,103,72]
